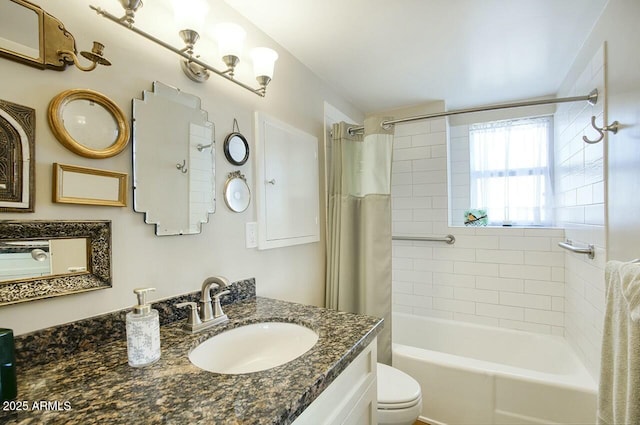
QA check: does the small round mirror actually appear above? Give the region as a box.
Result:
[224,172,250,213]
[48,89,130,159]
[223,133,249,165]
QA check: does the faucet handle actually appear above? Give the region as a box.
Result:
[214,290,230,298]
[212,290,230,319]
[176,301,202,327]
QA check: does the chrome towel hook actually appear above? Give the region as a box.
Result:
[583,115,619,144]
[197,122,215,152]
[176,159,188,173]
[197,143,213,152]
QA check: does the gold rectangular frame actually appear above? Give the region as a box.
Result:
[52,163,127,207]
[0,0,44,66]
[0,0,81,71]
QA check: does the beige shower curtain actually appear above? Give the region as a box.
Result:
[326,116,394,364]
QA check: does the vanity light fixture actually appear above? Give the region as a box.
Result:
[90,0,278,97]
[213,23,246,78]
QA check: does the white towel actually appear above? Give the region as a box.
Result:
[597,260,640,425]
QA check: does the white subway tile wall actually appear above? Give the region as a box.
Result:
[392,46,607,383]
[188,123,215,230]
[448,124,471,226]
[391,46,607,382]
[391,116,567,336]
[554,45,607,380]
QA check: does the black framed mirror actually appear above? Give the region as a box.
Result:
[223,133,249,165]
[223,118,249,165]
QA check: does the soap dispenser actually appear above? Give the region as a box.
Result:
[126,287,161,367]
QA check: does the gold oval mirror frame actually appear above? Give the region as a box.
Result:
[48,89,130,159]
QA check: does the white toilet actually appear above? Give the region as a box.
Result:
[377,363,423,425]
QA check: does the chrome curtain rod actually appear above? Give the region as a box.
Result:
[348,89,599,134]
[392,234,456,245]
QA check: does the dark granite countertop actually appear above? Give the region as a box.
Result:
[0,297,382,425]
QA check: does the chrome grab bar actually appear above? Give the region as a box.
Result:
[392,234,456,245]
[558,240,595,259]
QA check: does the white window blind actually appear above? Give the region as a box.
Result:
[469,116,553,226]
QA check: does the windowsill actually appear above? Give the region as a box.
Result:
[449,224,562,230]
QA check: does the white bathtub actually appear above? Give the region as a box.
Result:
[392,313,597,425]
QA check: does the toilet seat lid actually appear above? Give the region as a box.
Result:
[377,363,421,409]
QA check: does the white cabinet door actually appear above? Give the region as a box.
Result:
[255,112,320,250]
[292,339,378,425]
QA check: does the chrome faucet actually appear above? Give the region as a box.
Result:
[199,276,229,321]
[177,276,231,333]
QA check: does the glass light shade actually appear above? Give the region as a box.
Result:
[250,47,278,79]
[172,0,210,33]
[213,23,246,58]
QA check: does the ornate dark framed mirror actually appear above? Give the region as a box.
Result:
[0,220,112,306]
[0,98,35,212]
[223,119,249,166]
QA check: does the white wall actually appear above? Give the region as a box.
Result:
[448,124,470,227]
[598,1,640,262]
[390,103,567,335]
[557,0,640,264]
[0,0,362,334]
[553,0,640,380]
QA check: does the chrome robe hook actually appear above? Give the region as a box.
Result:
[197,122,215,152]
[583,115,619,144]
[176,159,188,173]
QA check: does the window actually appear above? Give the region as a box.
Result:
[469,116,553,226]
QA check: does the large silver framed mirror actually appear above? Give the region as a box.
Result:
[48,89,130,159]
[0,220,112,306]
[133,81,215,236]
[0,98,35,212]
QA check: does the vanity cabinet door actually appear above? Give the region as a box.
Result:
[292,339,377,425]
[255,112,320,250]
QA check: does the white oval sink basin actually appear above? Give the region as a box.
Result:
[188,322,319,374]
